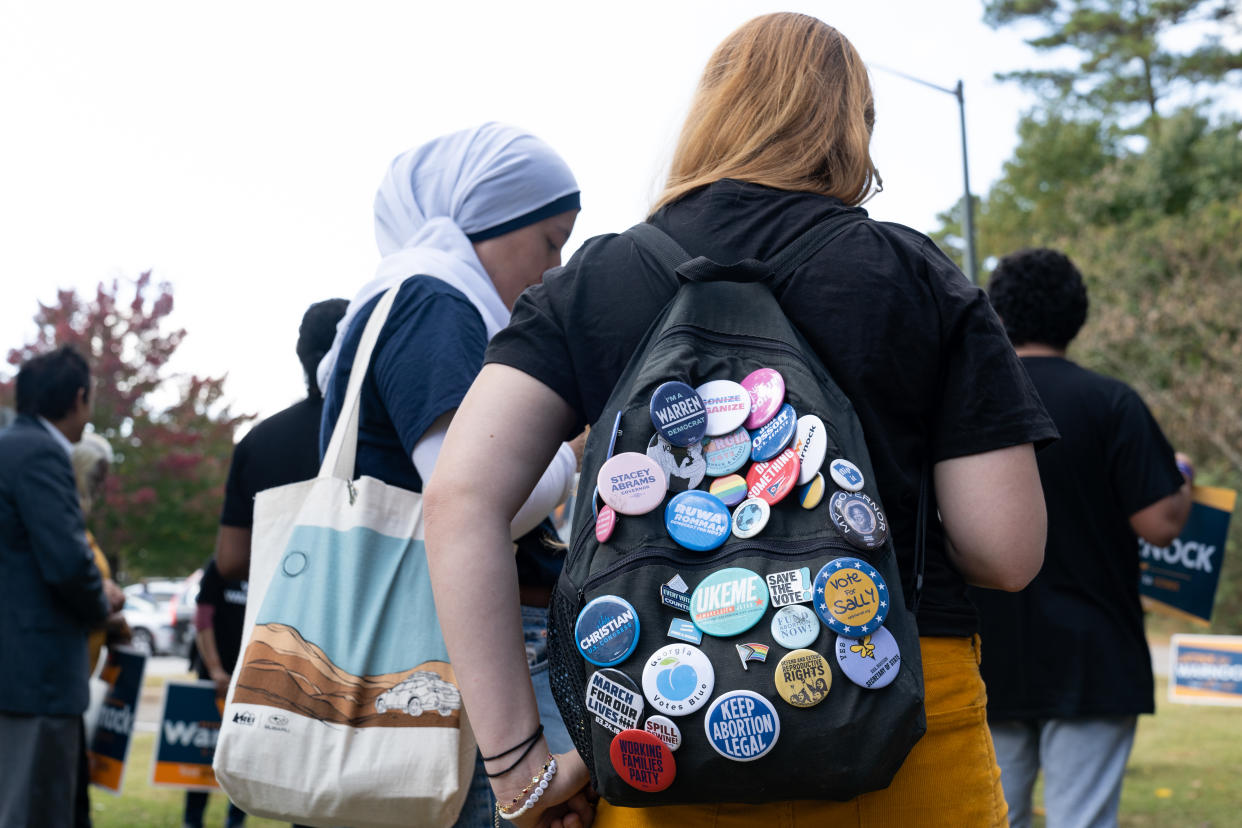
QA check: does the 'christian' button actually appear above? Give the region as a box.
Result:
[575,595,640,666]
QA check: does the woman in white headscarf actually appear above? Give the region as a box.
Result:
[318,123,583,828]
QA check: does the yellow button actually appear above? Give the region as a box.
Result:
[773,648,832,708]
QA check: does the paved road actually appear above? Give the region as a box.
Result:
[135,655,194,733]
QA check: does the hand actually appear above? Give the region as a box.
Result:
[495,748,594,828]
[568,431,588,468]
[103,578,125,613]
[209,667,231,698]
[1175,452,1195,484]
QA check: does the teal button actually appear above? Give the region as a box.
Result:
[689,567,769,638]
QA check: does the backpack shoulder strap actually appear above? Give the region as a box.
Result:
[766,209,867,282]
[624,222,691,274]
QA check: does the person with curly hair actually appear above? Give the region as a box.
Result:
[974,247,1194,828]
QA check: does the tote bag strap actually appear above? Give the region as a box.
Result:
[319,284,403,481]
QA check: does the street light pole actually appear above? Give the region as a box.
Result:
[873,67,978,284]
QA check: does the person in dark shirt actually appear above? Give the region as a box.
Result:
[973,248,1193,828]
[214,298,348,579]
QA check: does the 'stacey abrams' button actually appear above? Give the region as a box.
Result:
[702,427,751,477]
[835,626,902,690]
[690,567,769,637]
[829,491,888,550]
[828,458,865,492]
[641,643,715,717]
[598,452,667,516]
[741,368,785,430]
[644,715,682,751]
[695,379,752,436]
[813,558,890,636]
[647,433,706,493]
[793,415,828,484]
[649,381,708,447]
[575,595,640,666]
[750,403,797,462]
[770,604,819,649]
[731,497,770,540]
[745,448,800,505]
[703,690,781,761]
[774,649,832,708]
[708,474,748,507]
[765,567,813,608]
[664,490,731,552]
[610,728,676,792]
[585,668,643,734]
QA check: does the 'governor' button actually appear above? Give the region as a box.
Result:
[695,379,752,436]
[575,595,640,666]
[704,690,780,761]
[664,490,730,552]
[650,381,708,447]
[774,649,832,708]
[641,643,715,717]
[741,368,785,430]
[598,453,667,515]
[610,728,676,792]
[770,604,819,649]
[813,558,890,637]
[836,626,902,690]
[829,491,889,550]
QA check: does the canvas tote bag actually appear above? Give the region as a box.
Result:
[213,285,476,828]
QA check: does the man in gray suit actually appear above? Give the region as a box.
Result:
[0,345,124,827]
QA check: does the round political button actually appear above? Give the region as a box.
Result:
[829,491,889,550]
[649,381,708,447]
[731,497,770,540]
[665,490,730,552]
[708,473,748,507]
[576,595,641,666]
[750,403,797,462]
[689,567,769,637]
[770,604,819,649]
[703,690,781,762]
[835,626,902,690]
[828,458,865,492]
[798,473,825,510]
[741,368,786,430]
[702,427,751,477]
[695,379,752,436]
[643,715,682,751]
[585,668,644,734]
[793,415,828,484]
[596,505,617,543]
[813,558,890,637]
[774,649,832,708]
[610,728,676,792]
[745,448,801,505]
[641,643,715,717]
[646,433,706,492]
[598,453,667,516]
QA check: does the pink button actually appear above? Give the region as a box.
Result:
[741,368,786,430]
[598,452,668,516]
[596,505,618,543]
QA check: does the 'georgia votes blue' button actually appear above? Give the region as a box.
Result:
[576,595,640,666]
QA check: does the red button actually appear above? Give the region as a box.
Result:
[609,728,676,792]
[745,447,801,505]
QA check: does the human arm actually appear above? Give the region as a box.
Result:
[214,525,252,580]
[1129,451,1193,546]
[194,604,231,696]
[412,410,578,539]
[424,364,593,828]
[935,443,1047,592]
[18,445,111,625]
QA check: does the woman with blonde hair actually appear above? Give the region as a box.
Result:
[424,13,1054,827]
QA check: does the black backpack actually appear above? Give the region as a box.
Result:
[547,213,928,806]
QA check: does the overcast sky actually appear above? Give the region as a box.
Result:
[2,1,1048,423]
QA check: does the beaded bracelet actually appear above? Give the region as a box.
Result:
[495,754,557,822]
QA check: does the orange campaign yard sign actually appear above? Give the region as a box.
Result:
[151,680,225,790]
[1169,634,1242,707]
[88,647,147,794]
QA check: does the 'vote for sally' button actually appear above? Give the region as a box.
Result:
[576,595,640,666]
[813,558,890,637]
[650,381,708,447]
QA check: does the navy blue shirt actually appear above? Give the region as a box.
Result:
[320,277,487,491]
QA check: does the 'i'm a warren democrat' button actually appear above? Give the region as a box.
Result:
[650,381,708,447]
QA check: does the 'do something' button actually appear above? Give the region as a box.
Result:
[746,448,801,505]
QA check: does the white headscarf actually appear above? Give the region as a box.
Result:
[317,123,579,391]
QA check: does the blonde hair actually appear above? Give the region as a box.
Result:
[72,431,113,514]
[653,13,880,213]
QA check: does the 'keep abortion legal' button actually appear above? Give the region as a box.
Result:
[576,595,640,666]
[704,690,781,762]
[650,381,708,447]
[610,728,676,792]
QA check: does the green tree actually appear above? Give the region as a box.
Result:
[983,0,1242,128]
[1,273,252,579]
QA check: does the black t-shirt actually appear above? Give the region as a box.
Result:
[971,357,1183,719]
[196,559,248,673]
[485,180,1057,636]
[220,397,325,528]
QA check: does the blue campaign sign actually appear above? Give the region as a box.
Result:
[1139,486,1235,625]
[1169,635,1242,707]
[88,647,147,793]
[152,680,224,790]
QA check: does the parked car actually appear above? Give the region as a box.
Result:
[123,571,204,658]
[120,594,179,656]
